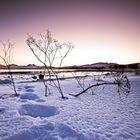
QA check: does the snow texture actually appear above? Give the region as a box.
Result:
[0,73,140,140]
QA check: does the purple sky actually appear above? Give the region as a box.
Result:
[0,0,140,65]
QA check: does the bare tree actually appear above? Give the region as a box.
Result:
[73,72,107,95]
[0,40,18,96]
[72,72,87,90]
[70,72,130,97]
[26,30,73,98]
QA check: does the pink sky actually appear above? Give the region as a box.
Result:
[0,0,140,66]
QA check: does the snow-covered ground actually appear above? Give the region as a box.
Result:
[0,73,140,140]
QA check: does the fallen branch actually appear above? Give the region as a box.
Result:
[69,82,117,97]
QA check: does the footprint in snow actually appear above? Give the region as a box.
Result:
[18,104,59,118]
[20,93,39,101]
[24,86,34,89]
[20,85,45,102]
[2,123,89,140]
[17,86,22,92]
[24,86,35,93]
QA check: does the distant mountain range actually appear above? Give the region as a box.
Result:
[0,63,140,69]
[81,62,119,69]
[65,62,140,69]
[0,64,43,69]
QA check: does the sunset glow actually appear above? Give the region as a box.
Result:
[0,0,140,66]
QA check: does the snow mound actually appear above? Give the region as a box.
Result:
[20,93,39,100]
[18,104,59,118]
[3,123,89,140]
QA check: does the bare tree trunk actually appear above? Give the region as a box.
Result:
[55,75,65,98]
[10,73,18,96]
[0,40,18,96]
